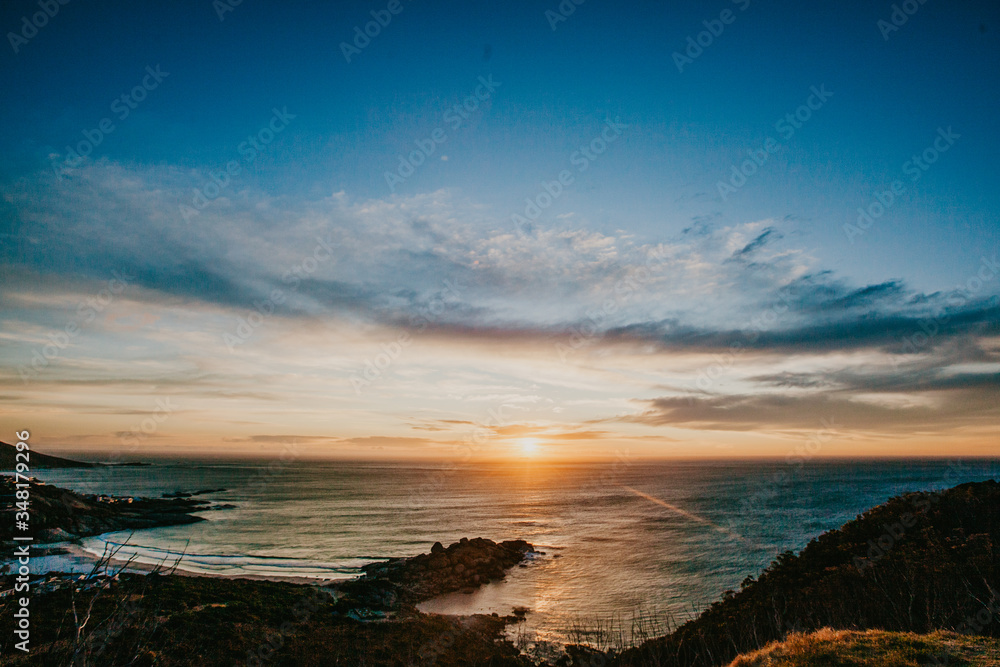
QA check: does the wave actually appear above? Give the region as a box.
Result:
[80,536,372,580]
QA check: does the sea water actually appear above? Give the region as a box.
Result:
[27,458,1000,647]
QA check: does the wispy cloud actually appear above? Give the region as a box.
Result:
[2,160,998,456]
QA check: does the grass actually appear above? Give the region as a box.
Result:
[727,628,1000,667]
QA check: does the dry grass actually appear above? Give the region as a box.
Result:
[727,628,1000,667]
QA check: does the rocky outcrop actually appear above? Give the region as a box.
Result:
[0,477,208,545]
[162,488,226,498]
[331,538,536,620]
[361,537,534,602]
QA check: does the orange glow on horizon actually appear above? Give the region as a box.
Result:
[517,438,540,457]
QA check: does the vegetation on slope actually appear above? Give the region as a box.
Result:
[0,442,94,469]
[726,628,1000,667]
[614,480,1000,666]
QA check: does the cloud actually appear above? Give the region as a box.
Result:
[3,159,1000,451]
[601,292,1000,355]
[4,162,998,381]
[729,226,782,260]
[752,368,1000,394]
[11,160,995,348]
[621,385,1000,433]
[3,162,678,327]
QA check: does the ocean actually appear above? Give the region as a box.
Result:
[28,458,1000,650]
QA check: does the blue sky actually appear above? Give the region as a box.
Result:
[1,0,998,459]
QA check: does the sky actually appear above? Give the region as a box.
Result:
[1,0,998,461]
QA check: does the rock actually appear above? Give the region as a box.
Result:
[37,528,76,542]
[500,539,533,554]
[345,608,385,622]
[0,477,208,545]
[355,537,535,605]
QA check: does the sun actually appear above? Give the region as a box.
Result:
[518,438,540,457]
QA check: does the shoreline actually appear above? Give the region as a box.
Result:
[25,540,363,586]
[4,480,998,666]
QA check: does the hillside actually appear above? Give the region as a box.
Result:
[0,537,536,666]
[727,628,1000,666]
[0,441,94,468]
[0,476,206,544]
[614,480,1000,666]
